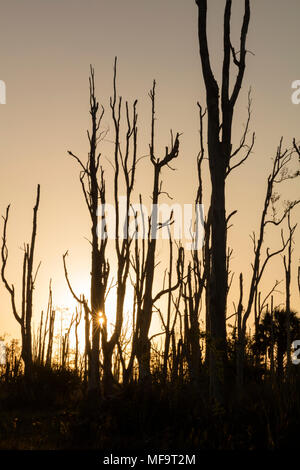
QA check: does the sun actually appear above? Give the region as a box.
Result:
[97,311,105,327]
[50,278,135,362]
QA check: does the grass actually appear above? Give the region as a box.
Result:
[1,364,300,450]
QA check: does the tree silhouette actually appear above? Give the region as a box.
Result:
[1,185,40,377]
[254,308,300,379]
[66,66,109,398]
[195,0,251,402]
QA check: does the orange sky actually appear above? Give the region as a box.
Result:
[0,0,299,343]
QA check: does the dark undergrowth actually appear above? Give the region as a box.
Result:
[0,364,300,450]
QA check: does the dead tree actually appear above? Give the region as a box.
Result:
[195,0,251,402]
[67,66,109,397]
[36,309,44,366]
[236,141,300,387]
[133,80,181,382]
[35,279,53,367]
[122,196,146,385]
[150,229,183,383]
[182,259,205,383]
[1,184,41,377]
[101,58,138,394]
[74,305,82,374]
[161,235,180,382]
[195,103,212,368]
[250,279,282,368]
[283,212,297,379]
[61,310,76,369]
[45,301,56,368]
[43,281,53,367]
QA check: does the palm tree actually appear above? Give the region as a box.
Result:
[254,308,300,379]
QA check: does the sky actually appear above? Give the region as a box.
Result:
[0,0,299,343]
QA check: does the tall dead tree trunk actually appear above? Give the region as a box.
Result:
[194,103,212,369]
[83,299,91,385]
[37,310,44,365]
[134,81,181,382]
[195,0,251,402]
[39,280,52,366]
[1,184,41,377]
[74,305,82,374]
[45,305,56,368]
[161,234,179,383]
[101,58,138,395]
[67,66,109,398]
[283,212,297,380]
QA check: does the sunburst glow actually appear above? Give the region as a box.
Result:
[98,311,105,327]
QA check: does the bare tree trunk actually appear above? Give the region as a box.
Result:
[283,212,296,380]
[84,301,91,386]
[74,305,82,374]
[46,307,55,368]
[195,0,251,402]
[101,59,138,394]
[135,81,180,383]
[162,236,175,383]
[236,273,244,391]
[1,184,41,378]
[67,66,109,398]
[37,310,44,365]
